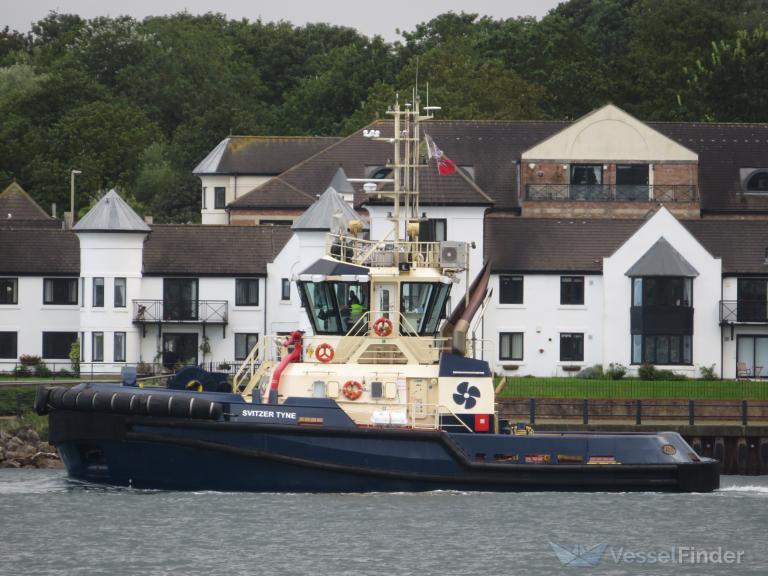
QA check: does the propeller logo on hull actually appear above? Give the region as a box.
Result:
[453,381,480,409]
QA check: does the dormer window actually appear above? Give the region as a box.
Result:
[747,171,768,192]
[368,167,393,180]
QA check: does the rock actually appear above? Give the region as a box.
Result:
[17,428,40,443]
[0,446,5,461]
[0,430,10,443]
[37,442,55,453]
[5,436,24,451]
[0,459,20,468]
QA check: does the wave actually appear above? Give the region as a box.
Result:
[717,484,768,494]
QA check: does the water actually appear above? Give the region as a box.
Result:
[0,470,766,576]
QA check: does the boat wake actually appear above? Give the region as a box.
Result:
[717,484,768,495]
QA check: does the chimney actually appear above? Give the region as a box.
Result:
[63,211,73,229]
[144,215,154,225]
[51,203,57,219]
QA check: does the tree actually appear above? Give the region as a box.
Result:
[682,27,768,122]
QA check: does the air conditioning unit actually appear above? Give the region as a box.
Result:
[440,241,467,269]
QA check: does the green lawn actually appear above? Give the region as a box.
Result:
[497,378,768,400]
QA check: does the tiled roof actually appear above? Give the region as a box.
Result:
[193,136,341,175]
[682,220,768,274]
[486,216,768,275]
[648,122,768,213]
[231,119,768,214]
[142,225,292,276]
[230,121,501,210]
[0,227,79,275]
[485,216,640,273]
[0,182,53,221]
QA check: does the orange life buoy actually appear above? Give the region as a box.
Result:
[315,343,334,363]
[342,380,363,401]
[373,317,393,337]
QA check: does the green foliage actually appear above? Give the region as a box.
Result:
[33,362,52,377]
[682,27,768,122]
[576,364,604,379]
[638,363,688,381]
[606,363,627,380]
[699,364,718,380]
[12,365,31,378]
[69,338,81,377]
[0,4,766,220]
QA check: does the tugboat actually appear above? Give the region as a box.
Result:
[36,96,719,492]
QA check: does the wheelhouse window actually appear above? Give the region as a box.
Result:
[235,279,259,306]
[281,278,291,301]
[560,333,584,362]
[400,282,451,336]
[419,219,447,242]
[43,278,78,305]
[0,332,17,359]
[114,332,126,362]
[500,332,523,361]
[93,277,104,307]
[560,276,584,305]
[214,187,226,209]
[298,280,370,335]
[0,278,17,305]
[499,275,523,304]
[114,278,126,308]
[42,332,77,359]
[235,333,259,361]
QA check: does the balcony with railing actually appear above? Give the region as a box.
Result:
[720,300,768,325]
[525,184,698,203]
[132,300,228,324]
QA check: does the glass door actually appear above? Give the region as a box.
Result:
[163,278,198,320]
[737,335,768,378]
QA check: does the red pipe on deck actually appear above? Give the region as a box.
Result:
[267,331,303,403]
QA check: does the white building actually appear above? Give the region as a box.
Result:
[3,104,768,380]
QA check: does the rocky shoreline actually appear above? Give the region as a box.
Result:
[0,428,63,469]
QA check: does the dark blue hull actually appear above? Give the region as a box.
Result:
[41,384,719,493]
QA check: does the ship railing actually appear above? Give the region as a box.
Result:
[325,233,441,268]
[234,334,289,398]
[321,311,445,365]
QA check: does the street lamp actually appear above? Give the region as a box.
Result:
[70,169,82,225]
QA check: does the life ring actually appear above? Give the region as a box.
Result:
[342,380,363,401]
[316,343,334,363]
[373,317,393,337]
[185,380,203,392]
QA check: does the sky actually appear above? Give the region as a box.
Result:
[2,0,562,40]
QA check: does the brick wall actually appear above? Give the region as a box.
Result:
[653,163,697,186]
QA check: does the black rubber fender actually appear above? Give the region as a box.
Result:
[75,389,98,411]
[42,384,222,421]
[61,389,80,410]
[48,387,67,407]
[33,385,51,415]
